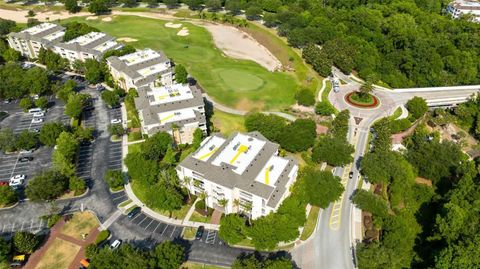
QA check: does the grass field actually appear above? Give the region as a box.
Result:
[65,16,298,110]
[61,212,98,241]
[211,109,245,136]
[182,227,196,240]
[36,238,80,269]
[189,211,212,223]
[300,206,320,241]
[127,142,143,153]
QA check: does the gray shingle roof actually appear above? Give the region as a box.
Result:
[8,24,65,47]
[178,132,298,208]
[54,32,121,57]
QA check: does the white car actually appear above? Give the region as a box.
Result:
[33,94,40,100]
[110,119,122,124]
[32,112,45,117]
[10,175,26,181]
[110,239,122,250]
[9,178,24,188]
[31,118,43,124]
[19,149,34,154]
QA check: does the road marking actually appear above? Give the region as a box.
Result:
[130,213,143,222]
[152,222,161,234]
[161,225,168,235]
[144,219,154,230]
[170,226,177,237]
[137,215,148,226]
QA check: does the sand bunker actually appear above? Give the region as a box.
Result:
[117,37,138,42]
[102,16,112,22]
[202,23,282,72]
[86,16,97,20]
[177,27,189,36]
[165,22,182,28]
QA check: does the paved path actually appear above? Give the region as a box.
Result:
[317,77,328,102]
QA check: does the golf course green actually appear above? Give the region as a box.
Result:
[70,15,299,110]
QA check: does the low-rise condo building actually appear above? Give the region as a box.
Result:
[53,32,122,62]
[107,48,174,90]
[7,22,65,59]
[176,132,299,220]
[134,82,207,144]
[447,0,480,22]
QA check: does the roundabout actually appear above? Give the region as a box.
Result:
[344,91,380,108]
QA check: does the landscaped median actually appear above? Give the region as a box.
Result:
[345,91,379,108]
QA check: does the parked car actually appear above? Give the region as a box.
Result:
[349,172,354,179]
[32,112,45,118]
[110,119,122,124]
[195,226,205,240]
[18,156,33,162]
[9,176,25,188]
[96,84,105,91]
[110,239,122,250]
[127,207,141,219]
[19,149,34,154]
[31,128,39,133]
[3,99,11,104]
[31,118,43,124]
[33,94,40,100]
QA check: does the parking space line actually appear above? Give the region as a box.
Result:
[112,194,126,201]
[152,222,161,234]
[170,226,177,238]
[137,216,149,226]
[144,219,154,230]
[130,213,143,222]
[161,224,168,235]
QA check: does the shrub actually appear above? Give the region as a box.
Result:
[315,101,335,116]
[295,88,315,106]
[104,170,124,190]
[46,214,61,228]
[13,232,40,254]
[0,185,18,206]
[95,230,110,245]
[388,119,411,134]
[195,199,206,211]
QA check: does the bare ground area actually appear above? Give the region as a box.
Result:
[198,22,282,72]
[0,8,282,72]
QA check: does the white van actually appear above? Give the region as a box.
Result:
[28,108,44,114]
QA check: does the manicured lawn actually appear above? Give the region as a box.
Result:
[125,99,141,128]
[189,211,212,223]
[128,142,143,153]
[322,80,332,102]
[131,180,190,219]
[66,16,298,110]
[118,199,132,208]
[128,131,143,142]
[300,206,320,241]
[181,261,226,269]
[388,107,402,121]
[182,227,196,240]
[235,238,255,248]
[211,109,245,136]
[35,238,80,269]
[61,212,98,241]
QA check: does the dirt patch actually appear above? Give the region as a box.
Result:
[86,16,97,20]
[177,27,189,36]
[35,238,80,269]
[415,177,432,187]
[165,22,182,28]
[102,16,112,22]
[61,212,98,241]
[201,23,282,72]
[235,98,264,111]
[118,37,138,42]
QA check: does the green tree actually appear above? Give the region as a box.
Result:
[65,93,90,120]
[13,232,40,254]
[245,113,287,142]
[63,22,100,42]
[331,109,350,139]
[19,97,34,112]
[26,170,69,201]
[65,0,81,13]
[35,96,49,109]
[37,48,67,72]
[278,119,317,152]
[0,128,16,152]
[107,124,125,136]
[312,136,354,167]
[0,185,18,206]
[16,130,38,150]
[245,5,263,20]
[55,131,79,162]
[25,66,50,95]
[184,0,204,10]
[206,0,221,11]
[141,132,173,161]
[219,214,247,245]
[302,169,344,208]
[101,90,120,108]
[163,0,178,7]
[84,59,105,83]
[302,44,333,76]
[0,237,11,266]
[104,170,124,189]
[352,189,389,218]
[295,88,315,106]
[174,64,188,84]
[151,241,185,269]
[124,152,159,184]
[0,18,16,35]
[225,0,241,14]
[56,79,77,103]
[315,101,335,116]
[406,96,428,120]
[88,0,110,15]
[2,48,20,62]
[69,176,86,194]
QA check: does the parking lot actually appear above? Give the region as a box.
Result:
[110,190,129,207]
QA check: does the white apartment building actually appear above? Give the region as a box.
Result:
[106,48,174,90]
[53,32,122,62]
[134,83,207,144]
[7,23,65,59]
[176,132,299,220]
[447,0,480,22]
